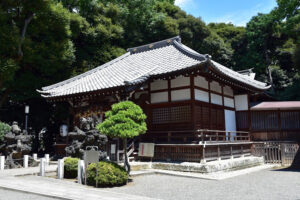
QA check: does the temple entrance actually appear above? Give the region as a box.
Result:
[225,110,236,141]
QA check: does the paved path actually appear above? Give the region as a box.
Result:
[0,188,58,200]
[105,168,300,200]
[0,169,158,200]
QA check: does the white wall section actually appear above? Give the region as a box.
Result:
[151,92,168,103]
[171,89,191,101]
[171,76,190,88]
[194,76,208,89]
[224,97,234,108]
[211,93,222,105]
[150,80,168,91]
[195,89,209,102]
[234,94,248,111]
[210,81,222,93]
[223,85,233,96]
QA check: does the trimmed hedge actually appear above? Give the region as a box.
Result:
[64,157,79,178]
[0,121,10,142]
[87,161,128,187]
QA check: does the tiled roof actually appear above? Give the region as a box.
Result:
[38,36,270,98]
[251,101,300,110]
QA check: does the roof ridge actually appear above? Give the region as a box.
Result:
[127,36,181,54]
[42,52,131,91]
[173,40,207,61]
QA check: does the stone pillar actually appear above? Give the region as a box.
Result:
[23,155,29,168]
[33,153,38,161]
[77,160,85,184]
[45,154,50,165]
[0,156,5,170]
[57,159,64,179]
[40,158,45,176]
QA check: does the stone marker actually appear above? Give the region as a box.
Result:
[33,153,37,161]
[40,158,45,176]
[77,160,85,184]
[45,154,50,165]
[0,156,5,170]
[57,159,64,179]
[23,155,29,168]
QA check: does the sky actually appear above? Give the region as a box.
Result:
[174,0,277,26]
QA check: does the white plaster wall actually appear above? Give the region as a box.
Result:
[171,89,191,101]
[211,93,222,105]
[150,79,168,91]
[225,110,236,141]
[224,97,234,108]
[234,94,248,111]
[151,92,168,103]
[194,76,208,89]
[195,89,209,103]
[210,81,222,93]
[135,91,148,99]
[223,85,233,96]
[171,76,190,88]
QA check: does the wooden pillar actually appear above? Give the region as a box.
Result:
[190,75,196,131]
[217,145,221,161]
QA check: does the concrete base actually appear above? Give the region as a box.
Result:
[130,156,264,173]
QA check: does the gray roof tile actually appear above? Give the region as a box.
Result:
[39,36,270,98]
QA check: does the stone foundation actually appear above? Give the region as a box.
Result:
[130,156,264,173]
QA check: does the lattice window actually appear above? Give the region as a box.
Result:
[152,105,191,124]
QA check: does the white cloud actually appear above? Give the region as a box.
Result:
[211,3,274,26]
[175,0,191,7]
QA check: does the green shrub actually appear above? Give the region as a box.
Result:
[87,161,128,187]
[64,157,79,178]
[0,121,10,142]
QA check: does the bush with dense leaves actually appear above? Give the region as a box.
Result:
[0,121,10,142]
[64,157,79,178]
[86,161,128,187]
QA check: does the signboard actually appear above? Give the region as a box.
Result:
[84,146,99,166]
[138,143,155,157]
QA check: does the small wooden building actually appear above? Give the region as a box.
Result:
[39,36,274,162]
[248,102,300,141]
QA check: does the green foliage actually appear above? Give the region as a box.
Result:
[0,121,10,142]
[86,161,128,187]
[64,157,79,178]
[97,101,147,139]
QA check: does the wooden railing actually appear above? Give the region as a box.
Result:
[196,129,250,143]
[143,129,250,144]
[154,143,252,163]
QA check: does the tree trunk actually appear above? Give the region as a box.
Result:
[123,138,131,174]
[18,13,35,58]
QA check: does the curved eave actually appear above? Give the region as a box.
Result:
[208,62,271,92]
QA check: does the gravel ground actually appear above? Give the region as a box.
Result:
[0,188,58,200]
[105,168,300,200]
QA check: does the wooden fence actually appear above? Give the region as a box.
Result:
[252,142,299,165]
